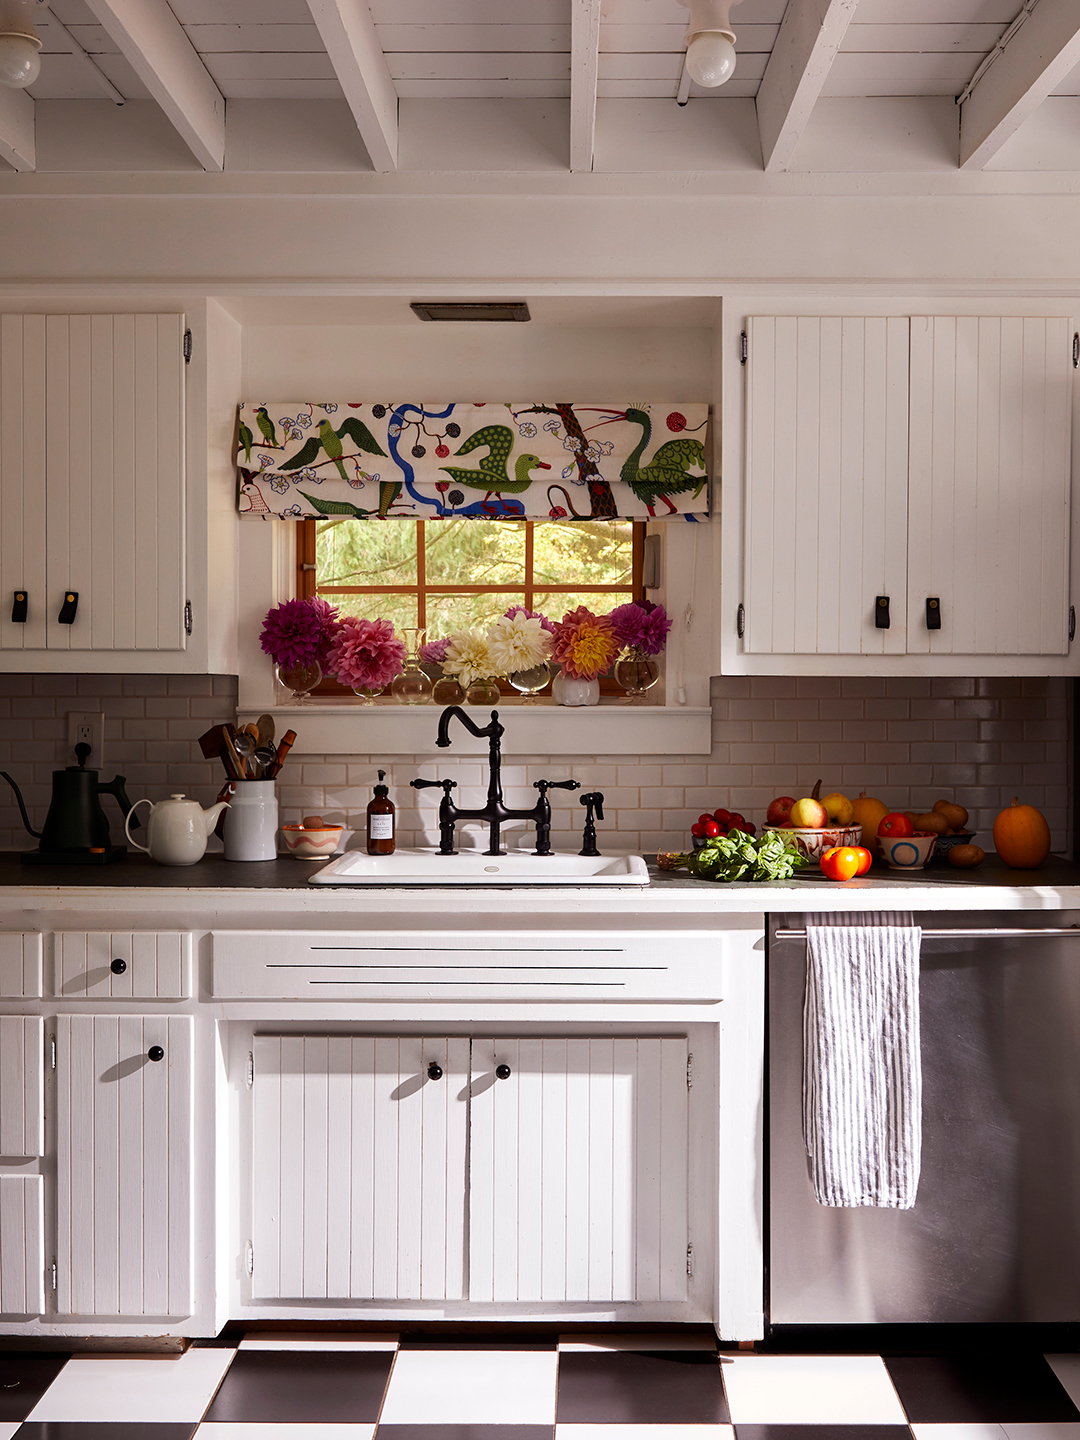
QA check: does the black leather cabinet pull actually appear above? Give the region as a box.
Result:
[926,597,942,630]
[875,595,890,629]
[57,592,78,625]
[11,592,27,623]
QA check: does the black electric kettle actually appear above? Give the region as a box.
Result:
[1,742,139,865]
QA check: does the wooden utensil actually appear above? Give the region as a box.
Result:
[198,724,240,781]
[222,724,249,780]
[255,714,275,749]
[267,729,297,779]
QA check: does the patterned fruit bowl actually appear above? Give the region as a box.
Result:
[930,831,978,864]
[762,823,864,860]
[881,831,938,871]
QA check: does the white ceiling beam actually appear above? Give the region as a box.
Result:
[755,0,860,172]
[305,0,397,173]
[81,0,225,170]
[959,0,1080,169]
[0,86,34,172]
[570,0,602,172]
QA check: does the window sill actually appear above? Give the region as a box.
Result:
[237,701,713,756]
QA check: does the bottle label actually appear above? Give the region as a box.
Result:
[369,814,394,840]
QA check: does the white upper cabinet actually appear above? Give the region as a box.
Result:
[733,312,1076,674]
[0,313,188,659]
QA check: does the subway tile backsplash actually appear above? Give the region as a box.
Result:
[0,673,1070,855]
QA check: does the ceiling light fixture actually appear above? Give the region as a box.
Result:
[410,301,531,323]
[0,0,44,90]
[682,0,740,92]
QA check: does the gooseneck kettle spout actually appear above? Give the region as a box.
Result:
[0,771,41,838]
[1,741,139,862]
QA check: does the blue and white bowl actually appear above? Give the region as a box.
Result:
[881,831,937,870]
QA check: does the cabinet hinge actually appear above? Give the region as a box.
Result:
[739,331,748,365]
[246,1052,254,1088]
[1070,605,1075,643]
[736,603,745,639]
[184,599,192,636]
[686,1243,694,1277]
[686,1052,694,1090]
[183,328,192,364]
[50,1260,57,1292]
[50,1036,56,1071]
[245,1240,254,1278]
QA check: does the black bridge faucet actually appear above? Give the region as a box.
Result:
[411,706,579,856]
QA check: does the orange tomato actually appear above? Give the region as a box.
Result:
[851,846,873,875]
[820,846,864,881]
[878,812,914,839]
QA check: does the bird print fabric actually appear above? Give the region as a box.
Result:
[237,401,709,520]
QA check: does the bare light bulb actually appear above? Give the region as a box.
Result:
[685,30,736,87]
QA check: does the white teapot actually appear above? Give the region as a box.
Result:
[125,793,230,866]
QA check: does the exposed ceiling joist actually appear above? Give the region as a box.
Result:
[570,0,602,172]
[755,0,860,172]
[959,0,1080,170]
[0,86,34,172]
[306,0,398,173]
[81,0,225,171]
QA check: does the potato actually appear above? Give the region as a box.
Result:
[903,811,920,826]
[948,844,985,868]
[302,814,326,829]
[915,812,949,835]
[933,799,969,830]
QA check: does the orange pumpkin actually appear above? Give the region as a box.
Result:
[992,797,1051,869]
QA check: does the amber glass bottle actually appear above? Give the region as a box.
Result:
[366,769,395,855]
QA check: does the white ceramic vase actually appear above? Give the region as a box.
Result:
[552,672,600,707]
[222,779,279,861]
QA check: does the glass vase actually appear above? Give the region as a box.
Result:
[275,659,321,703]
[391,626,433,705]
[466,677,501,706]
[432,676,466,705]
[508,661,552,703]
[352,685,384,706]
[614,646,660,702]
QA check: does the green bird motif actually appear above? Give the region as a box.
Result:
[439,425,550,510]
[594,407,706,517]
[255,406,278,448]
[318,419,348,480]
[279,416,386,475]
[239,420,253,463]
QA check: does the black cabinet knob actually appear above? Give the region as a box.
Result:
[926,596,942,630]
[427,1061,443,1080]
[57,591,78,625]
[11,592,27,624]
[147,1046,164,1062]
[495,1063,512,1080]
[875,595,891,629]
[110,958,127,974]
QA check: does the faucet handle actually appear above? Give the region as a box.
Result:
[534,778,581,794]
[411,777,457,793]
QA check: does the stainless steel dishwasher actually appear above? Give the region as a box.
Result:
[769,911,1080,1324]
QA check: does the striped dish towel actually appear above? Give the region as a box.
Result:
[803,914,923,1209]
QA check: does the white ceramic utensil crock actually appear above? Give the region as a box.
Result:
[125,793,230,866]
[222,779,279,861]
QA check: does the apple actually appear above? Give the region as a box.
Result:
[790,797,828,828]
[821,791,855,825]
[767,795,796,827]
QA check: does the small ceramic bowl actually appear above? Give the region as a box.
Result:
[881,831,937,870]
[762,822,864,860]
[931,831,977,863]
[281,824,343,859]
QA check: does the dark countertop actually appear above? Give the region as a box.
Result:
[2,849,1079,894]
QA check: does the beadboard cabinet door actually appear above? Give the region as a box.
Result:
[468,1037,689,1304]
[55,1015,194,1318]
[0,313,186,656]
[907,316,1074,657]
[743,316,910,657]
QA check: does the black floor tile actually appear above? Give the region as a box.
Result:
[376,1428,552,1440]
[15,1427,197,1440]
[0,1353,70,1422]
[735,1428,912,1440]
[556,1349,730,1424]
[201,1348,394,1423]
[885,1353,1080,1423]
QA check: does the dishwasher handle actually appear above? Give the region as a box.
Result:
[774,925,1080,941]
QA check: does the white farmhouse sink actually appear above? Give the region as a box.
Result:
[308,849,650,886]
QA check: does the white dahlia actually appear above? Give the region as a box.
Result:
[443,630,496,688]
[486,613,552,675]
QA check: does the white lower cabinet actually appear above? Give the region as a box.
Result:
[249,1034,689,1307]
[0,1018,45,1317]
[56,1015,194,1318]
[0,1177,44,1316]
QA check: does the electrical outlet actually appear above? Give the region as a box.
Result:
[67,712,105,766]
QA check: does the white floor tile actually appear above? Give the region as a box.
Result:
[0,1424,19,1440]
[1047,1359,1080,1413]
[911,1427,1008,1440]
[559,1334,718,1352]
[379,1348,558,1425]
[239,1332,398,1351]
[720,1354,908,1425]
[556,1427,733,1439]
[198,1426,375,1439]
[1003,1428,1080,1440]
[27,1348,236,1422]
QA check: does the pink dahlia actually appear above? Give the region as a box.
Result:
[504,604,557,635]
[420,636,451,666]
[260,598,325,669]
[306,594,342,662]
[552,606,618,681]
[325,616,406,691]
[610,600,672,656]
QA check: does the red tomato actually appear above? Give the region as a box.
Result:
[851,846,873,875]
[690,822,705,838]
[712,808,732,826]
[878,812,914,839]
[735,820,757,835]
[703,818,721,838]
[820,846,863,881]
[728,812,745,826]
[698,813,713,825]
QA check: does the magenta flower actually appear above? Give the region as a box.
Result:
[420,637,451,665]
[609,600,672,656]
[306,594,342,662]
[326,616,406,691]
[504,604,557,635]
[260,598,325,669]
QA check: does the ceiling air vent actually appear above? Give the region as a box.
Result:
[410,301,531,323]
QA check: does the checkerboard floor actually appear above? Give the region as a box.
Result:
[0,1334,1078,1439]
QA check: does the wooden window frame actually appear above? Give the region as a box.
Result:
[297,518,646,698]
